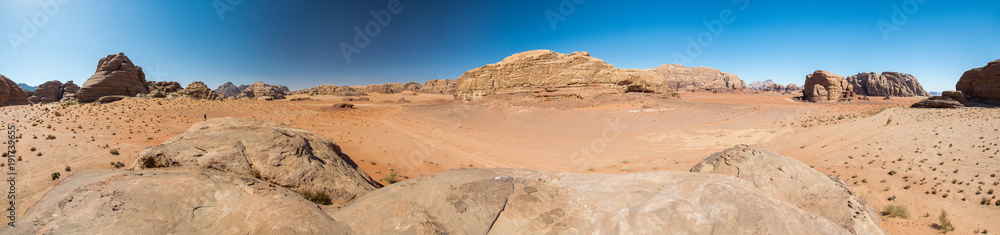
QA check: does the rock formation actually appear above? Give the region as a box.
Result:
[133,117,379,208]
[957,59,1000,103]
[0,74,29,106]
[845,72,929,97]
[690,145,885,235]
[786,83,801,92]
[654,64,746,92]
[803,70,855,102]
[237,81,287,100]
[26,80,78,103]
[17,83,36,92]
[454,50,676,100]
[748,79,777,90]
[3,169,350,234]
[74,53,149,102]
[213,82,245,98]
[911,95,964,108]
[178,81,219,100]
[419,79,457,94]
[146,81,182,98]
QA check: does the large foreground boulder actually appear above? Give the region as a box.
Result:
[846,72,929,97]
[454,50,676,100]
[652,63,746,92]
[333,168,857,234]
[803,70,856,102]
[957,59,1000,102]
[690,145,885,235]
[74,53,149,102]
[2,169,348,234]
[133,117,379,208]
[911,96,964,108]
[0,74,30,106]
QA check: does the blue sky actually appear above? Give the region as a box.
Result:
[1,0,998,92]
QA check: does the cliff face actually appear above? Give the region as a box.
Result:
[454,50,676,100]
[957,59,1000,102]
[846,72,929,97]
[803,70,855,102]
[652,64,746,92]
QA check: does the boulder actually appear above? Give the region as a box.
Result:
[845,72,929,97]
[803,70,855,102]
[133,117,380,208]
[74,53,149,102]
[654,64,747,92]
[911,96,964,108]
[333,167,860,234]
[419,79,457,94]
[213,82,245,98]
[956,59,1000,102]
[0,74,29,106]
[942,90,967,101]
[690,145,885,235]
[454,50,677,100]
[97,95,127,103]
[179,81,219,100]
[28,80,63,103]
[237,81,286,100]
[1,169,349,234]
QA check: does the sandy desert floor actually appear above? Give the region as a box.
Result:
[1,91,996,234]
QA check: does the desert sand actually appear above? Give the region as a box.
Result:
[2,89,996,233]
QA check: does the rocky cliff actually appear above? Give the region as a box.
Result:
[846,72,929,97]
[652,64,746,92]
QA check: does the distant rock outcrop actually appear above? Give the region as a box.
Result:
[74,53,148,102]
[419,79,457,94]
[2,169,350,234]
[178,81,219,100]
[911,96,964,108]
[803,70,855,102]
[845,72,929,97]
[653,64,746,92]
[146,81,182,98]
[690,145,885,235]
[237,81,287,100]
[454,50,676,100]
[27,80,78,103]
[748,79,777,90]
[957,59,1000,103]
[18,83,36,92]
[133,117,379,208]
[213,82,245,98]
[0,74,29,106]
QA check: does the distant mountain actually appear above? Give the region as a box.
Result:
[928,91,942,96]
[748,80,777,90]
[18,83,36,92]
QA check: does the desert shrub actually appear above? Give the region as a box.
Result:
[882,204,910,219]
[50,172,61,180]
[109,149,120,155]
[888,170,897,176]
[302,190,332,205]
[64,166,71,172]
[46,135,55,140]
[384,172,399,184]
[938,209,955,233]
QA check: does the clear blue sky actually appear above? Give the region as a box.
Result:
[1,1,998,92]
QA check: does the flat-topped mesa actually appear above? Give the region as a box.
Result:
[846,72,929,97]
[74,53,149,103]
[652,64,746,92]
[454,50,676,100]
[0,74,29,106]
[957,59,1000,103]
[803,70,856,102]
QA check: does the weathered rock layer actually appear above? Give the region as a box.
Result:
[0,74,29,106]
[957,59,1000,102]
[803,70,855,102]
[74,53,149,102]
[846,72,929,97]
[653,64,746,92]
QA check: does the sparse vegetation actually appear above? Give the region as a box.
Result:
[383,172,399,184]
[937,209,955,233]
[882,204,910,219]
[302,190,332,205]
[65,166,71,172]
[109,149,120,155]
[50,172,61,180]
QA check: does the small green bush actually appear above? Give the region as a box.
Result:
[384,172,399,184]
[109,149,120,155]
[50,172,61,180]
[882,204,910,219]
[302,190,332,205]
[938,209,955,233]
